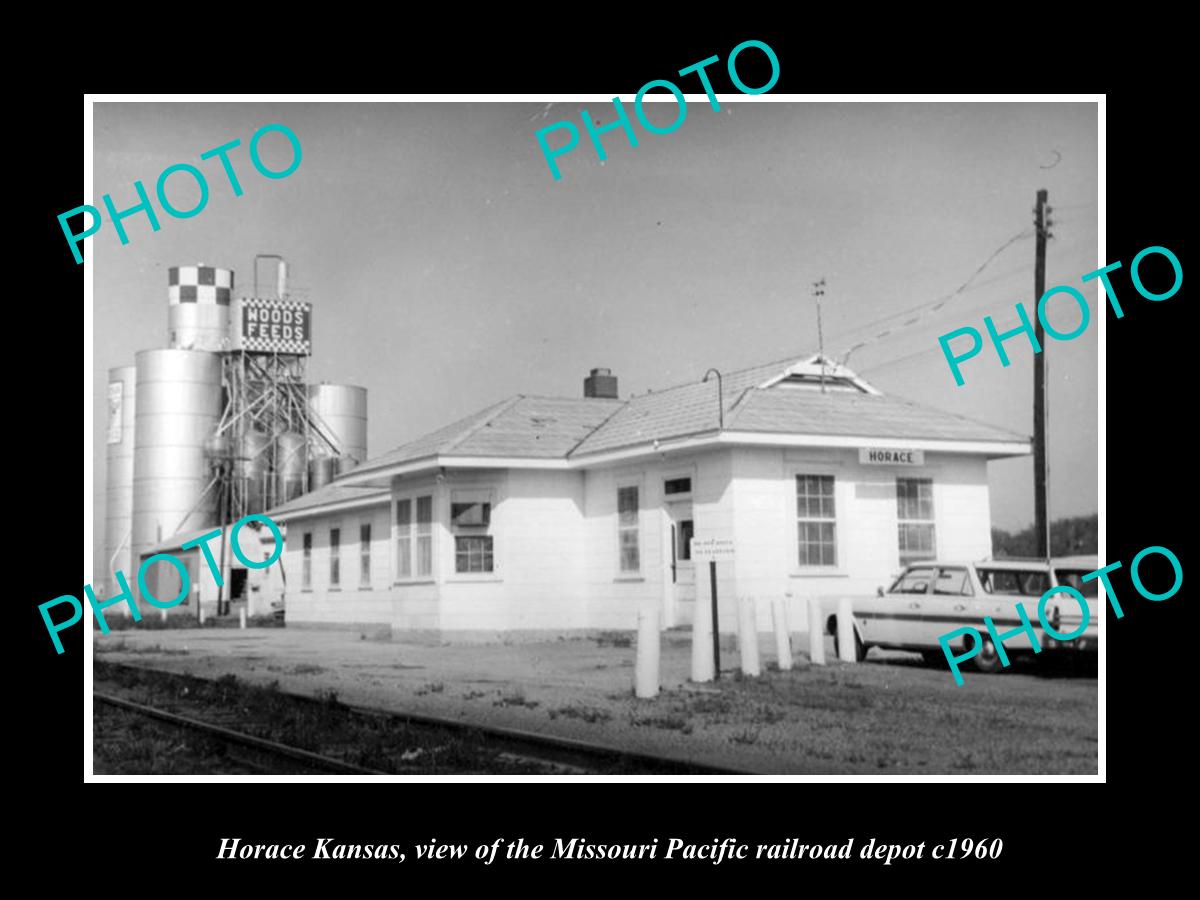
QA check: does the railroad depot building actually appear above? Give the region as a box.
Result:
[266,356,1030,637]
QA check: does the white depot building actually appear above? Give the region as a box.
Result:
[265,355,1030,638]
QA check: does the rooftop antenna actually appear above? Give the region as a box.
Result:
[812,278,827,392]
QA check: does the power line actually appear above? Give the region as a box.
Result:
[838,227,1035,366]
[826,260,1029,353]
[857,293,1019,375]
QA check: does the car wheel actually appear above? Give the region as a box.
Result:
[834,629,867,662]
[971,636,1004,673]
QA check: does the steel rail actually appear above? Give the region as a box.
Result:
[94,690,387,775]
[96,663,745,775]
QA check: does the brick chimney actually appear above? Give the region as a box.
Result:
[584,367,618,399]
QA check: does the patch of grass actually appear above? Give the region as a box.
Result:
[104,642,191,656]
[731,729,760,746]
[631,713,692,733]
[795,687,875,713]
[682,692,736,717]
[291,664,325,676]
[415,682,445,696]
[749,703,787,725]
[955,751,980,771]
[461,690,486,701]
[493,688,539,709]
[594,631,633,648]
[549,704,612,724]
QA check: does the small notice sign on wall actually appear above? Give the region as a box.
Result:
[690,538,735,561]
[107,381,123,444]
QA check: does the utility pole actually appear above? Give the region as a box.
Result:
[812,278,827,392]
[1033,189,1050,560]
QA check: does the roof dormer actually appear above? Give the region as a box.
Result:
[757,355,881,395]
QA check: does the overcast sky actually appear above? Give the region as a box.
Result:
[90,100,1098,568]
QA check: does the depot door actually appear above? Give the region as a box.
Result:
[666,502,695,626]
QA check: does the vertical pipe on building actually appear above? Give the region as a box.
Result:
[690,587,715,683]
[807,596,826,665]
[837,597,857,663]
[635,605,660,699]
[738,596,760,676]
[771,595,793,671]
[105,365,137,606]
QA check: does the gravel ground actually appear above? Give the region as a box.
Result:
[94,627,1098,774]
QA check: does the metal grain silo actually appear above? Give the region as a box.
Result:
[275,432,307,504]
[168,264,234,352]
[239,429,271,514]
[131,349,223,566]
[308,456,336,491]
[307,383,368,464]
[104,365,136,591]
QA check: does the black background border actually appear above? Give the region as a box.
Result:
[24,25,1189,885]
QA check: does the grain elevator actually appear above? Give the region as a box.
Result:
[102,255,367,619]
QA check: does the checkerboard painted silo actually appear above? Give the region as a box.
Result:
[167,264,233,352]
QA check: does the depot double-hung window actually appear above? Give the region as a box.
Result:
[897,477,936,565]
[617,485,640,573]
[451,489,494,574]
[796,474,837,566]
[395,495,433,580]
[301,532,313,589]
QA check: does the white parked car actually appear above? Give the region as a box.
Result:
[823,556,1099,672]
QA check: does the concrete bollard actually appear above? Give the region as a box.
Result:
[837,596,857,663]
[771,595,793,671]
[239,607,247,629]
[691,588,715,683]
[738,596,760,677]
[635,606,660,699]
[807,595,826,665]
[161,607,168,623]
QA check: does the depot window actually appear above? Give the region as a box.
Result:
[664,477,692,496]
[360,522,371,587]
[395,495,434,581]
[329,527,341,588]
[897,477,936,566]
[617,485,640,573]
[452,489,494,574]
[796,474,837,566]
[301,532,312,589]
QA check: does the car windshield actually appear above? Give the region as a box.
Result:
[1055,569,1099,598]
[890,567,935,594]
[977,568,1049,596]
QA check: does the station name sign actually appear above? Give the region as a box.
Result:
[859,447,924,466]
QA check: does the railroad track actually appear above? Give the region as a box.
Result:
[94,691,386,774]
[95,663,744,775]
